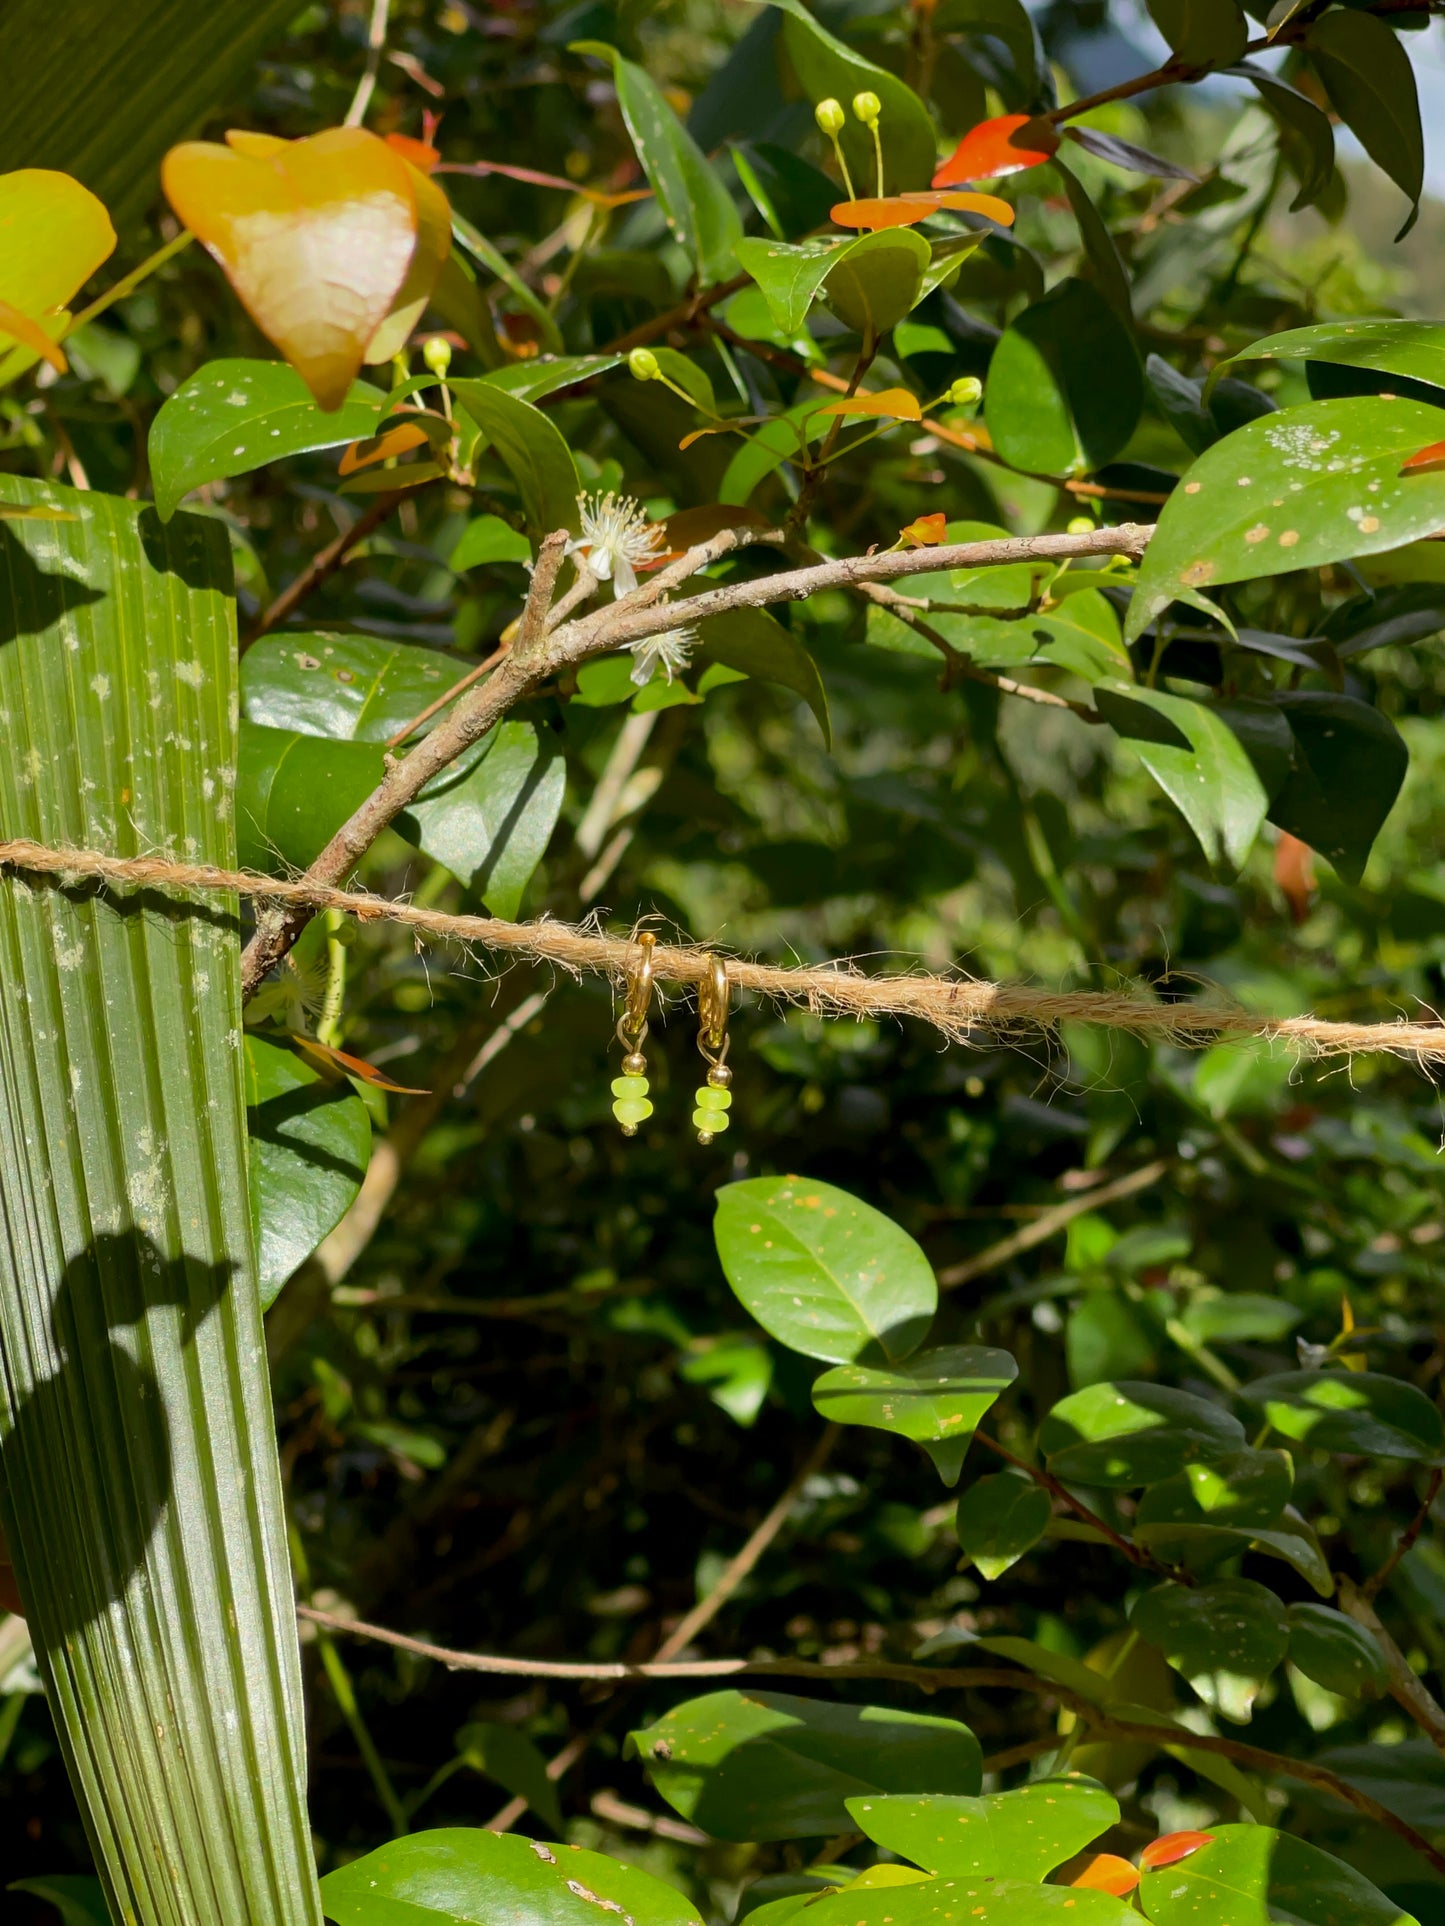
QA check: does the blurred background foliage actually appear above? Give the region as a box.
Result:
[7,1,1445,1921]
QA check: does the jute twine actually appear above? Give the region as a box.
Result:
[2,836,1442,1064]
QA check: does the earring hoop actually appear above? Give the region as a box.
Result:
[612,931,656,1137]
[693,954,733,1145]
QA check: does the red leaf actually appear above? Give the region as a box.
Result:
[933,113,1058,187]
[1141,1831,1215,1872]
[1402,438,1445,475]
[385,132,441,173]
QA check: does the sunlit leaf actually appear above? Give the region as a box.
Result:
[1131,1578,1287,1722]
[1069,1856,1140,1896]
[847,1779,1117,1880]
[811,1345,1017,1484]
[955,1471,1052,1580]
[1140,1831,1214,1872]
[830,190,1013,232]
[985,278,1142,476]
[452,379,581,534]
[933,114,1057,187]
[1139,1825,1413,1926]
[815,387,922,422]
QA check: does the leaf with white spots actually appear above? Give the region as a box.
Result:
[148,357,386,521]
[1130,1578,1287,1723]
[714,1176,937,1365]
[321,1827,702,1926]
[847,1778,1118,1879]
[1211,318,1445,399]
[812,1345,1016,1484]
[1125,395,1445,644]
[776,1874,1136,1924]
[1138,1823,1418,1926]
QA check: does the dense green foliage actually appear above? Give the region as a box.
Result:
[8,2,1445,1925]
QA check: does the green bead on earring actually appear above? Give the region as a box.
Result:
[613,932,656,1138]
[694,953,734,1146]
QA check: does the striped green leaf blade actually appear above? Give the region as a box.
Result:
[0,476,321,1926]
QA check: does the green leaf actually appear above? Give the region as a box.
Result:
[1054,158,1131,319]
[1092,681,1268,870]
[0,474,321,1924]
[478,353,623,401]
[736,237,853,338]
[955,1472,1052,1579]
[1131,1577,1287,1722]
[1230,63,1335,211]
[1039,1382,1246,1488]
[1146,0,1246,63]
[680,1336,774,1427]
[766,1,937,196]
[1305,9,1423,236]
[822,230,930,338]
[811,1345,1017,1485]
[1286,1604,1389,1700]
[1137,1449,1293,1533]
[321,1829,700,1926]
[455,1721,564,1832]
[452,381,581,536]
[781,1877,1134,1926]
[1138,1824,1417,1926]
[985,279,1143,477]
[1266,692,1407,885]
[1212,319,1445,397]
[450,515,532,572]
[1178,1294,1301,1344]
[1125,397,1445,643]
[241,630,465,743]
[450,212,565,358]
[931,0,1039,96]
[733,141,839,243]
[1243,1369,1445,1462]
[847,1778,1117,1879]
[693,603,831,745]
[244,1035,370,1309]
[237,724,388,872]
[629,1689,982,1841]
[714,1175,937,1365]
[148,359,386,521]
[571,42,742,284]
[7,1877,111,1926]
[0,0,298,224]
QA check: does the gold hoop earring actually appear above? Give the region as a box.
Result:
[612,931,656,1137]
[693,954,732,1145]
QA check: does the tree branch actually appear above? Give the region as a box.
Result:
[1362,1468,1441,1603]
[1337,1574,1445,1758]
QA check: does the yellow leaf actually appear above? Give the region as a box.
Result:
[365,158,453,364]
[0,169,115,358]
[161,127,434,410]
[815,386,922,422]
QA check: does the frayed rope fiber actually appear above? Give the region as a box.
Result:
[3,836,1444,1063]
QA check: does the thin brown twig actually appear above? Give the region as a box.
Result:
[245,491,405,649]
[1337,1575,1445,1758]
[938,1159,1170,1286]
[857,582,1100,719]
[1363,1467,1442,1603]
[386,643,509,750]
[974,1429,1183,1582]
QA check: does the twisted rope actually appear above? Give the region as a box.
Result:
[3,837,1443,1062]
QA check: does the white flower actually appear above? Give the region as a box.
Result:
[629,622,697,688]
[569,490,664,597]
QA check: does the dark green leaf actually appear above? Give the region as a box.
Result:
[1306,9,1423,236]
[1179,1295,1301,1344]
[451,211,565,357]
[1054,157,1132,319]
[149,359,386,521]
[1213,319,1445,397]
[733,142,839,243]
[1310,1742,1445,1832]
[768,1,937,195]
[1092,681,1268,870]
[954,1473,1052,1580]
[1131,1577,1287,1722]
[1244,1369,1445,1461]
[811,1345,1017,1485]
[478,354,623,401]
[630,1689,982,1841]
[694,604,831,745]
[572,42,742,284]
[1229,63,1335,210]
[931,0,1039,96]
[1136,1448,1293,1532]
[452,381,582,536]
[1125,397,1445,643]
[321,1829,700,1926]
[241,631,463,743]
[822,230,930,338]
[1138,1824,1417,1926]
[1146,0,1246,64]
[1266,691,1407,885]
[1286,1604,1389,1700]
[7,1877,111,1926]
[1148,353,1215,455]
[1040,1382,1246,1487]
[455,1721,564,1832]
[847,1779,1117,1879]
[984,279,1143,477]
[714,1175,937,1365]
[244,1035,370,1309]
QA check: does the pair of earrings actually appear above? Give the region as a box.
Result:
[611,932,734,1144]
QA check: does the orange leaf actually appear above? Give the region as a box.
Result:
[365,156,453,365]
[831,189,1015,230]
[161,126,430,410]
[1402,438,1445,475]
[1067,1856,1140,1897]
[1274,829,1315,927]
[338,420,433,474]
[933,113,1058,187]
[900,512,947,547]
[816,387,922,422]
[289,1033,429,1095]
[386,132,442,174]
[0,296,67,373]
[1140,1832,1215,1872]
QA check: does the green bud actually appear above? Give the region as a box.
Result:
[946,375,983,406]
[422,334,453,378]
[628,347,661,382]
[815,97,846,137]
[1067,515,1096,537]
[852,90,882,126]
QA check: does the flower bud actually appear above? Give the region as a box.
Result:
[628,347,661,382]
[815,97,846,137]
[946,375,983,406]
[852,90,882,127]
[422,334,452,378]
[1067,515,1096,536]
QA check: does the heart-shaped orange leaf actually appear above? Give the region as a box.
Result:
[1140,1831,1215,1871]
[816,387,922,422]
[1402,438,1445,475]
[832,190,1015,230]
[933,114,1058,187]
[1067,1855,1140,1896]
[162,126,428,410]
[0,168,115,365]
